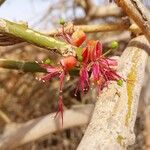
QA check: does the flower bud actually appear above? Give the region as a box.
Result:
[117,79,123,86]
[59,18,65,25]
[110,41,118,49]
[44,58,51,65]
[72,30,86,47]
[60,56,77,71]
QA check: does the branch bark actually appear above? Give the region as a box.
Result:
[47,21,130,36]
[141,57,150,150]
[0,105,94,150]
[75,2,123,20]
[115,0,150,43]
[77,35,148,150]
[145,108,150,150]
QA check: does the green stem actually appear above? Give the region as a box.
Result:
[0,59,79,75]
[0,59,46,72]
[0,19,76,56]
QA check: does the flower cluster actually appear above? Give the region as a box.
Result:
[39,27,123,125]
[77,40,122,94]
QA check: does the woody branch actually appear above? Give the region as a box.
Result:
[0,105,94,150]
[77,35,148,150]
[0,19,76,56]
[115,0,150,43]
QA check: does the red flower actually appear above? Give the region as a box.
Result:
[40,56,77,125]
[40,64,63,82]
[71,29,86,47]
[75,65,90,95]
[78,40,122,94]
[82,40,102,63]
[60,56,77,71]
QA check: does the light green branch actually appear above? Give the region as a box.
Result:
[0,18,76,56]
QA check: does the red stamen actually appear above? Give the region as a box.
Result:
[55,95,64,126]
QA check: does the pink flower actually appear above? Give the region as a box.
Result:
[75,65,90,95]
[79,40,122,94]
[39,56,77,125]
[40,64,63,82]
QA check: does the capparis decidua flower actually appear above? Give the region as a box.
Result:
[77,40,122,94]
[39,56,77,125]
[75,41,102,94]
[39,24,123,125]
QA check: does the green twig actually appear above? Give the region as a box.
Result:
[0,59,46,72]
[0,59,79,75]
[0,18,76,56]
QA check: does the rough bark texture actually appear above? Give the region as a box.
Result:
[77,35,149,150]
[115,0,150,43]
[141,57,150,150]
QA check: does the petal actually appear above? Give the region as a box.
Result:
[40,73,54,81]
[96,41,102,57]
[40,70,60,81]
[82,47,89,64]
[92,63,100,81]
[79,67,90,94]
[60,56,77,71]
[89,40,102,61]
[40,64,60,73]
[88,40,96,61]
[106,58,118,66]
[72,30,86,47]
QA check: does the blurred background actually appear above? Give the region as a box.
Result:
[0,0,150,149]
